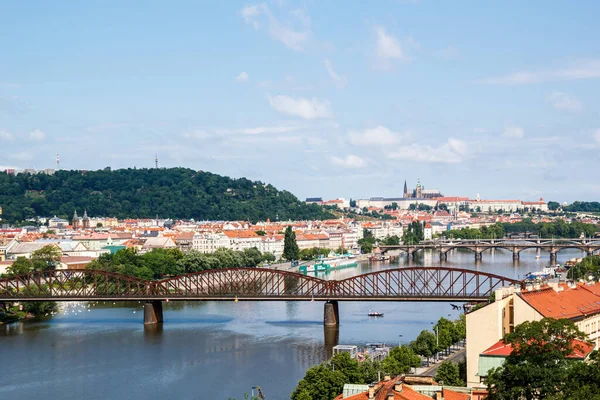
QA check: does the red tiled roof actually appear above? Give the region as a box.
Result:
[519,283,600,319]
[481,338,594,360]
[443,388,470,400]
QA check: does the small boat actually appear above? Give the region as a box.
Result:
[368,310,384,317]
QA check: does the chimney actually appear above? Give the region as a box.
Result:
[387,394,395,400]
[368,384,375,400]
[394,382,403,392]
[384,375,391,382]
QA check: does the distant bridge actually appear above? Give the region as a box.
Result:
[377,238,600,261]
[0,267,520,325]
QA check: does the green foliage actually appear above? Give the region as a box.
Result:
[486,318,590,400]
[381,345,421,376]
[291,353,379,400]
[547,201,560,211]
[402,221,424,244]
[0,168,333,223]
[283,226,299,261]
[31,245,62,271]
[298,247,331,260]
[358,229,376,253]
[410,330,437,359]
[566,255,600,281]
[6,256,34,276]
[434,361,464,386]
[562,201,600,213]
[380,235,400,246]
[444,219,598,240]
[87,247,266,279]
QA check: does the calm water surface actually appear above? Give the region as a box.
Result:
[0,249,584,399]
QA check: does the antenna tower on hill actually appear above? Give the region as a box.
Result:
[155,153,158,169]
[56,154,60,170]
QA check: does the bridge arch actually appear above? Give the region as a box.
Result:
[153,268,331,298]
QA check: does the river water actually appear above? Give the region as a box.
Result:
[0,249,584,400]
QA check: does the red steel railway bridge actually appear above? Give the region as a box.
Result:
[0,267,521,325]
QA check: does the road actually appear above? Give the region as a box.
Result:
[418,348,466,377]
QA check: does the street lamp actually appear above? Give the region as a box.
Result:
[448,314,452,353]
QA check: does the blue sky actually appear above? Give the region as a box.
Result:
[1,1,599,202]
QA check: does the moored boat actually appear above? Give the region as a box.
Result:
[368,310,384,317]
[300,255,358,273]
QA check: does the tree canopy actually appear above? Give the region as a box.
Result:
[0,168,333,223]
[283,226,299,261]
[486,318,596,400]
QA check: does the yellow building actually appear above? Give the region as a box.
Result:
[466,281,600,388]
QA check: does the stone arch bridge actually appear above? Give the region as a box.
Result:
[378,239,600,262]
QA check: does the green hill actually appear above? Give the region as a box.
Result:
[0,167,333,223]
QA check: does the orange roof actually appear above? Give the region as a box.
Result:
[481,338,594,360]
[437,197,469,202]
[334,378,433,400]
[443,388,471,400]
[519,283,600,319]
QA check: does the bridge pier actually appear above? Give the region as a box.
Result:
[324,300,339,327]
[439,252,447,262]
[550,252,557,264]
[512,251,520,261]
[144,301,163,325]
[474,252,482,261]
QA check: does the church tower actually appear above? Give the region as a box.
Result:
[72,210,80,229]
[403,180,408,198]
[416,178,423,198]
[82,210,90,229]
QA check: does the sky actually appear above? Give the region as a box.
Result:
[1,1,600,203]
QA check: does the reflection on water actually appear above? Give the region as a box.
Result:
[0,249,587,399]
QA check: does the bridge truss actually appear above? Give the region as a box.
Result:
[0,267,520,302]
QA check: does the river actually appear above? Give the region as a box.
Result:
[0,249,584,399]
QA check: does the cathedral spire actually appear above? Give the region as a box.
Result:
[73,209,78,219]
[403,180,408,197]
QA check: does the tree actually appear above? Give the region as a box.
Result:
[547,201,560,211]
[6,257,33,276]
[255,230,266,236]
[381,345,421,376]
[435,361,464,386]
[283,226,299,261]
[358,229,376,253]
[31,245,62,271]
[410,330,437,363]
[261,252,276,263]
[291,353,374,400]
[486,318,589,400]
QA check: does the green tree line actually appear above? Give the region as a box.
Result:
[444,220,598,240]
[86,247,271,280]
[0,168,333,223]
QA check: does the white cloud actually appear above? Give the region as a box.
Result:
[241,3,309,52]
[348,125,408,147]
[373,26,415,70]
[267,94,332,119]
[236,72,249,83]
[0,130,14,140]
[594,129,600,144]
[10,151,33,161]
[475,59,600,85]
[435,45,461,60]
[182,130,211,140]
[217,126,298,135]
[386,138,468,164]
[546,91,582,112]
[503,126,525,139]
[29,129,45,141]
[330,154,366,168]
[324,58,347,88]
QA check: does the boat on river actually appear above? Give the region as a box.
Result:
[299,255,358,273]
[368,310,384,317]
